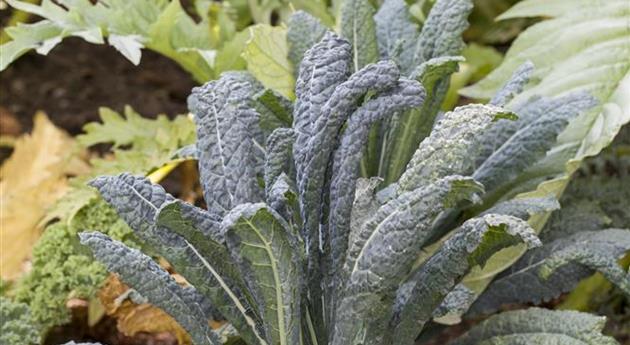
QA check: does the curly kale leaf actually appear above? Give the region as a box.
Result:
[14,198,135,331]
[0,297,41,345]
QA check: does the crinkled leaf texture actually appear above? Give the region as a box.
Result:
[0,297,40,345]
[189,72,265,215]
[287,11,327,76]
[452,308,618,345]
[382,0,473,183]
[390,214,541,345]
[222,203,303,345]
[88,174,265,345]
[79,232,218,345]
[470,229,630,316]
[333,176,485,345]
[374,0,418,75]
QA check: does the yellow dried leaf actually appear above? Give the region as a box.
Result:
[0,112,89,280]
[99,275,192,345]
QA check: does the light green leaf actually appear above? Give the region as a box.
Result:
[243,24,295,100]
[291,0,335,27]
[0,20,62,70]
[1,0,239,81]
[462,1,630,99]
[108,34,144,65]
[77,106,195,175]
[497,0,599,20]
[214,29,249,75]
[146,0,214,82]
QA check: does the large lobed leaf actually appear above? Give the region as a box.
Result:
[243,25,295,100]
[1,0,245,82]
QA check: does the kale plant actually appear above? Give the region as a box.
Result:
[79,0,630,344]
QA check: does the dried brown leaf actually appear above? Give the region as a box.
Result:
[0,112,89,280]
[99,274,193,345]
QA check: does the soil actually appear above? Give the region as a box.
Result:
[0,37,196,136]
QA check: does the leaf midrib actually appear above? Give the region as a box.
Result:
[184,239,269,345]
[244,217,288,345]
